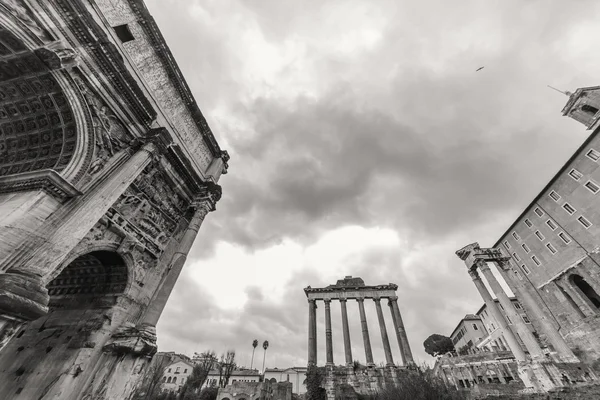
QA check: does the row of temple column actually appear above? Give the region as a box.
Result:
[308,296,414,367]
[467,259,578,363]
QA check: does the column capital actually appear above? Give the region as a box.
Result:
[356,297,365,303]
[339,298,347,303]
[468,268,481,280]
[476,259,491,272]
[373,297,381,303]
[495,259,511,272]
[308,298,317,304]
[192,181,222,212]
[388,296,398,302]
[324,298,332,305]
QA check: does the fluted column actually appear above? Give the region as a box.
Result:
[477,261,544,359]
[388,296,414,365]
[340,299,353,366]
[495,261,579,362]
[324,299,334,366]
[308,299,317,366]
[357,298,374,366]
[469,269,527,361]
[141,184,221,327]
[374,298,394,366]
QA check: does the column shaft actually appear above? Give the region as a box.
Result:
[324,299,334,366]
[478,262,544,359]
[496,261,578,362]
[374,298,394,366]
[357,298,374,366]
[389,298,414,365]
[141,193,218,326]
[308,299,317,365]
[340,299,353,366]
[469,269,527,361]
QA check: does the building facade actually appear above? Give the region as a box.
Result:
[452,87,600,393]
[264,367,308,394]
[475,298,535,353]
[450,314,488,354]
[0,1,227,399]
[488,86,600,363]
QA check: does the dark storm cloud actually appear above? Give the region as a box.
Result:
[148,0,600,367]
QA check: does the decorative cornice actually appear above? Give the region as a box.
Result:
[50,0,157,126]
[192,181,222,212]
[127,0,225,158]
[0,169,81,200]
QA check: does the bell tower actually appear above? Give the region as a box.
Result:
[562,85,600,129]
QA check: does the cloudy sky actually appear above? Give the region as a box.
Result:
[148,0,600,368]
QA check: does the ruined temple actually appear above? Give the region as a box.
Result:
[0,0,227,398]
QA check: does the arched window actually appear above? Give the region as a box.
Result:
[167,377,172,383]
[582,104,599,116]
[571,274,600,309]
[173,377,177,384]
[163,376,167,382]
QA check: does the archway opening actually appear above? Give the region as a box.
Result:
[47,251,128,309]
[571,274,600,309]
[582,104,599,116]
[0,251,128,398]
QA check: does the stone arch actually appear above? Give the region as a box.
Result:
[46,251,128,309]
[0,28,94,182]
[0,250,129,399]
[570,274,600,309]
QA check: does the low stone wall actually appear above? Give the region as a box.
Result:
[472,383,600,399]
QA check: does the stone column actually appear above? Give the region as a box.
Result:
[477,261,544,359]
[140,184,221,327]
[468,269,527,361]
[308,299,317,366]
[324,299,334,366]
[374,298,394,366]
[496,261,579,363]
[340,299,353,366]
[388,297,414,365]
[357,298,374,366]
[0,141,160,346]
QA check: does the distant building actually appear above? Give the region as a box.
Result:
[450,314,487,354]
[476,298,535,353]
[162,360,195,392]
[264,367,308,395]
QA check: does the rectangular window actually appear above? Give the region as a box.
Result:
[521,263,531,274]
[586,148,600,162]
[535,230,545,241]
[534,207,544,217]
[546,243,557,254]
[512,252,521,262]
[503,240,511,249]
[546,219,557,231]
[522,316,531,324]
[585,180,600,194]
[514,302,522,310]
[578,215,592,229]
[563,203,576,215]
[524,218,533,228]
[569,168,583,181]
[522,243,530,253]
[558,232,571,244]
[549,191,561,201]
[531,255,541,266]
[512,231,520,241]
[472,324,478,331]
[506,316,512,324]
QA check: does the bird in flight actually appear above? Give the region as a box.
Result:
[476,66,485,72]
